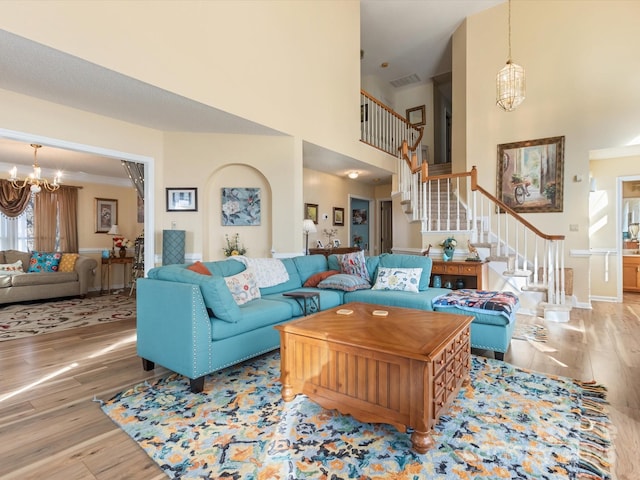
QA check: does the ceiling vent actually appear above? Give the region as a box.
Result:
[390,73,421,88]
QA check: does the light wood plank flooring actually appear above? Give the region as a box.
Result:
[1,294,638,479]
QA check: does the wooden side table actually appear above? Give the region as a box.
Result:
[101,256,134,295]
[431,260,487,289]
[308,247,361,258]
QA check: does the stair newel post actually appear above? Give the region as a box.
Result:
[470,165,478,191]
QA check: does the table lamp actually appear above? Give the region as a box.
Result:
[107,224,120,257]
[302,219,317,255]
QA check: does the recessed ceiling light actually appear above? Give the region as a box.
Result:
[380,62,389,68]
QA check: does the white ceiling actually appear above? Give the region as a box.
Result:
[0,1,502,184]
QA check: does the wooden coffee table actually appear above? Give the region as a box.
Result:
[275,302,473,453]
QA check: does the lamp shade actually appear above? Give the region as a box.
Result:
[107,224,120,235]
[302,219,317,233]
[163,229,185,265]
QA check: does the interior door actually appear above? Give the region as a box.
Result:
[380,200,393,254]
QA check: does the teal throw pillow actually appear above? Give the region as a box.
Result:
[28,252,62,272]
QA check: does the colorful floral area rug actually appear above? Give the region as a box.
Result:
[100,352,612,480]
[0,294,135,341]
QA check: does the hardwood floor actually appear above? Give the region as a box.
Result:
[1,294,638,479]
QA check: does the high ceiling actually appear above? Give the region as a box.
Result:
[0,1,503,184]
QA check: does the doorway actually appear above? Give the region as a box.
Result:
[349,196,372,254]
[379,200,393,254]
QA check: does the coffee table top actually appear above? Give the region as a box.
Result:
[275,302,472,361]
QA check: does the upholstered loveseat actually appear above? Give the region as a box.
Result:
[137,252,517,393]
[0,249,97,305]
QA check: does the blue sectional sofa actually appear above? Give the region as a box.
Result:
[136,253,514,392]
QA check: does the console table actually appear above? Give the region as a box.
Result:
[431,260,488,290]
[308,247,361,258]
[101,256,133,295]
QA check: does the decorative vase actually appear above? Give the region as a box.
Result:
[456,278,465,289]
[443,247,455,261]
[119,246,127,258]
[432,275,442,288]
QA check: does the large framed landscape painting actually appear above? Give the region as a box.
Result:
[497,136,565,213]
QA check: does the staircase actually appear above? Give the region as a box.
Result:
[359,90,571,319]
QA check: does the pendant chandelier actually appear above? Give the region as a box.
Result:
[9,144,62,194]
[496,0,525,112]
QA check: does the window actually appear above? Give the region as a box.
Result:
[0,200,34,252]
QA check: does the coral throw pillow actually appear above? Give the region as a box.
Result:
[303,270,340,287]
[187,261,212,276]
[58,253,79,272]
[224,268,261,305]
[28,252,62,273]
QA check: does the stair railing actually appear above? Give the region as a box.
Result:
[360,89,424,159]
[399,156,569,307]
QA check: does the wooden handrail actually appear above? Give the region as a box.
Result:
[361,89,408,123]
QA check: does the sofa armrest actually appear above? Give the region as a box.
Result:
[75,256,98,294]
[137,278,213,380]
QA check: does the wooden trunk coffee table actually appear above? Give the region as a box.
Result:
[275,302,473,453]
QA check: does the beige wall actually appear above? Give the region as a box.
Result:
[589,152,640,300]
[458,1,640,305]
[303,168,379,253]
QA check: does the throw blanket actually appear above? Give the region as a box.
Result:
[432,289,520,321]
[229,256,289,288]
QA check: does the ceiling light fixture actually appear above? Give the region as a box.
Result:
[348,171,359,179]
[496,0,525,112]
[9,144,62,194]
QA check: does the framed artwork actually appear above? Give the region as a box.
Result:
[333,207,344,226]
[352,208,368,225]
[497,136,565,213]
[333,239,341,248]
[406,105,426,127]
[305,203,319,224]
[316,240,324,248]
[166,188,198,212]
[221,187,261,225]
[95,198,117,233]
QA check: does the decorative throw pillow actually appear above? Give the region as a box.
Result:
[372,267,422,293]
[187,261,212,276]
[303,270,340,287]
[0,260,24,275]
[317,273,371,292]
[58,253,79,272]
[28,252,62,273]
[224,268,261,305]
[338,250,369,282]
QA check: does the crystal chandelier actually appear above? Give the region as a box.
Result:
[9,144,62,194]
[496,0,525,112]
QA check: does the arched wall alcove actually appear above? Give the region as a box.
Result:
[204,163,272,260]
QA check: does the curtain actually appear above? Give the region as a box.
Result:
[33,191,57,251]
[58,187,78,252]
[122,161,144,200]
[0,179,31,217]
[33,186,79,252]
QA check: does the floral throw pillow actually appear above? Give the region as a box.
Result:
[28,252,62,273]
[338,250,369,282]
[372,267,423,293]
[224,268,261,305]
[0,260,24,275]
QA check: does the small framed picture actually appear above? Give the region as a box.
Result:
[95,198,118,233]
[167,188,198,212]
[406,105,426,127]
[333,239,341,248]
[305,203,319,224]
[333,207,344,226]
[316,240,324,248]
